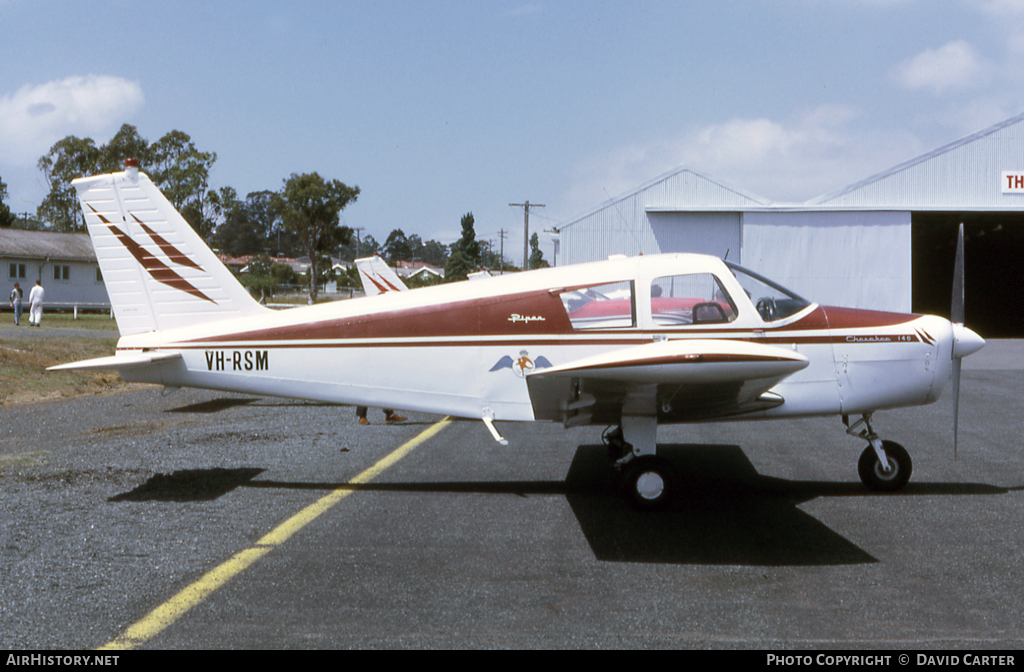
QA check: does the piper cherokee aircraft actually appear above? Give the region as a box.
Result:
[52,160,986,507]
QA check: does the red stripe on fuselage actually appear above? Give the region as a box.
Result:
[178,297,924,346]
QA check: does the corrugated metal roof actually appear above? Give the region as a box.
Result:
[557,165,771,264]
[808,111,1024,208]
[0,228,97,261]
[561,164,771,229]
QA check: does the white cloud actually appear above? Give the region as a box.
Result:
[891,40,991,94]
[560,106,926,214]
[0,75,144,166]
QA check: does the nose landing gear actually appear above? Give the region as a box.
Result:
[845,414,913,491]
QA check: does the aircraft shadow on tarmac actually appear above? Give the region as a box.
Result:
[165,398,261,414]
[107,444,1015,567]
[109,467,265,502]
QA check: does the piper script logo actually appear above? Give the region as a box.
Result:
[86,204,216,304]
[508,313,546,323]
[1002,172,1024,193]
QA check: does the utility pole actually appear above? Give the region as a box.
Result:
[352,227,365,258]
[509,201,544,271]
[497,229,507,275]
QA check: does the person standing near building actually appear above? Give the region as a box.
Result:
[9,282,22,326]
[28,280,44,327]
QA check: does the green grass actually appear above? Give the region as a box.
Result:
[0,314,151,405]
[16,311,120,330]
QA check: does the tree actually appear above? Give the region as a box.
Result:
[149,131,216,209]
[210,188,284,257]
[382,228,412,264]
[37,135,100,231]
[273,172,359,304]
[0,176,16,228]
[246,190,295,257]
[443,249,475,283]
[99,124,151,173]
[149,130,218,241]
[419,239,448,267]
[529,232,549,269]
[444,212,481,282]
[210,187,251,255]
[239,255,278,304]
[35,125,218,236]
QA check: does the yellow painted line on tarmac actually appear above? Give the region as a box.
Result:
[98,416,452,651]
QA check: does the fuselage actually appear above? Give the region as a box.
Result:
[108,253,977,426]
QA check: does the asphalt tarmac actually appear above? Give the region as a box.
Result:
[0,342,1022,650]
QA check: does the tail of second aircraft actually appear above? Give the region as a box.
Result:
[74,159,268,336]
[355,255,408,296]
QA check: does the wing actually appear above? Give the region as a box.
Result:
[525,339,809,426]
[355,256,408,296]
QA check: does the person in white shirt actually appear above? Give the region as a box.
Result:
[28,280,44,327]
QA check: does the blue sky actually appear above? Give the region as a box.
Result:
[3,0,1024,261]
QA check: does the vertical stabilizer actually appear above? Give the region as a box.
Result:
[355,255,408,296]
[73,160,268,336]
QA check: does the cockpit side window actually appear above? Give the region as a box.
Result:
[650,273,737,327]
[557,280,636,330]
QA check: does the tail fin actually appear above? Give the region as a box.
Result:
[355,255,408,296]
[73,160,268,336]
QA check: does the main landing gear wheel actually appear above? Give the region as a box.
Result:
[622,455,675,508]
[858,440,912,492]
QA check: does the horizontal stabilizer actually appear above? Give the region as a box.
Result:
[48,351,182,372]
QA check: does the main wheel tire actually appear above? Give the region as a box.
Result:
[622,455,675,508]
[858,440,912,492]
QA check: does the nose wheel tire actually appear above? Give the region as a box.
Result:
[858,440,912,492]
[622,455,675,508]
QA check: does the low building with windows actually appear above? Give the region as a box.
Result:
[0,228,110,310]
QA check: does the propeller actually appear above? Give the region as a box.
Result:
[949,223,986,459]
[951,224,964,460]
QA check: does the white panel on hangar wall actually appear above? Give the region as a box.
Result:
[647,211,740,258]
[741,210,912,312]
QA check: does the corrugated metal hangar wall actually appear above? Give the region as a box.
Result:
[559,112,1024,336]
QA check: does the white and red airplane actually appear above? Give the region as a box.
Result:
[52,161,986,507]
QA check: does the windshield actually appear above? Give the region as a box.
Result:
[725,262,812,322]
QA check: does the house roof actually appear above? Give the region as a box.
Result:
[0,228,96,261]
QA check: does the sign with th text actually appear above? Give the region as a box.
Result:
[1002,171,1024,193]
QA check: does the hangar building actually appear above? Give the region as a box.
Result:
[558,112,1024,337]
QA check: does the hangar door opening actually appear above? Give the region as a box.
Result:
[912,212,1024,337]
[647,212,740,260]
